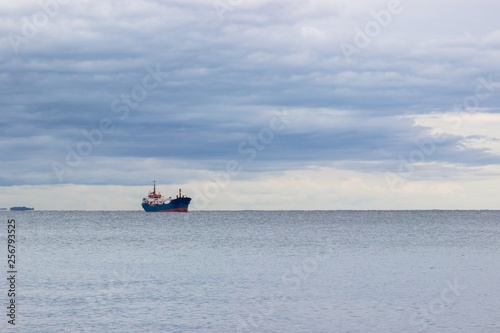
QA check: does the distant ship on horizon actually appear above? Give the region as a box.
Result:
[141,181,191,212]
[10,206,34,211]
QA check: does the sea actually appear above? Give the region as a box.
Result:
[0,210,499,332]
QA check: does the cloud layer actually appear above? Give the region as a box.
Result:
[1,0,500,209]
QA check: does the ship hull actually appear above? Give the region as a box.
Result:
[10,207,34,211]
[142,198,191,212]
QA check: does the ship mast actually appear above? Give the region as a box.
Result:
[153,180,156,194]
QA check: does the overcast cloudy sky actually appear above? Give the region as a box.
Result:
[1,0,500,210]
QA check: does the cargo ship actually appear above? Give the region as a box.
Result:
[141,181,191,212]
[10,206,34,211]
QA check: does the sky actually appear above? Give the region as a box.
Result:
[1,0,500,210]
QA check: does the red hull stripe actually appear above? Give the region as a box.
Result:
[154,208,189,212]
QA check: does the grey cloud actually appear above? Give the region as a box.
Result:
[2,0,500,186]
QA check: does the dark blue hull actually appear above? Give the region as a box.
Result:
[142,197,191,212]
[10,207,34,211]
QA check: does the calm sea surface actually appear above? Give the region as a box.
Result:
[1,210,499,332]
